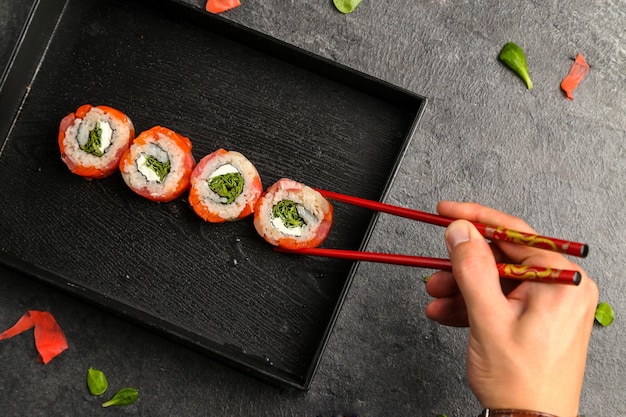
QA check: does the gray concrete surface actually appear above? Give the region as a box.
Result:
[1,0,624,416]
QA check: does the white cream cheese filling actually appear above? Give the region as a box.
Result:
[209,163,239,179]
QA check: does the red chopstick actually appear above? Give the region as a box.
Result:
[315,189,589,258]
[274,247,581,285]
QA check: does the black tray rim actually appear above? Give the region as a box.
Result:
[0,0,428,390]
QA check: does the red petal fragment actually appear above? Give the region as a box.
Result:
[0,311,36,340]
[206,0,241,14]
[31,311,69,364]
[560,53,590,100]
[0,310,68,364]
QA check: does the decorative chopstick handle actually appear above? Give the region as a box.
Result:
[476,224,589,258]
[315,189,589,258]
[275,247,581,285]
[495,263,581,285]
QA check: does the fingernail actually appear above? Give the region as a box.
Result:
[445,220,471,252]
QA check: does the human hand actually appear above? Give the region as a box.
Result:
[425,201,598,417]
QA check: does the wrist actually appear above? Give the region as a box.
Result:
[479,409,561,417]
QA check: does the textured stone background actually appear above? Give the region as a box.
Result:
[1,0,624,416]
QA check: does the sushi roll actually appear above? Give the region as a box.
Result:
[253,178,333,249]
[58,104,134,179]
[119,126,195,202]
[189,149,262,223]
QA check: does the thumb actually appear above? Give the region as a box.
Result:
[445,220,507,322]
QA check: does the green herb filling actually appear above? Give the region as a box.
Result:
[272,200,306,228]
[81,123,105,157]
[208,172,244,204]
[145,155,171,183]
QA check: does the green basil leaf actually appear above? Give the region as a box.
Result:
[87,367,108,396]
[499,42,533,89]
[102,387,139,408]
[333,0,362,14]
[595,301,615,327]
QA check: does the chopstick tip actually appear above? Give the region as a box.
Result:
[580,244,590,258]
[573,271,582,286]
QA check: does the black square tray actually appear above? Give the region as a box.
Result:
[0,0,426,389]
